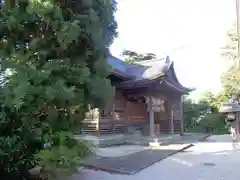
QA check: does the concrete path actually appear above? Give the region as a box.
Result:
[68,134,240,180]
[83,134,209,174]
[84,143,192,174]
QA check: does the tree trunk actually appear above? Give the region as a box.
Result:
[4,0,16,10]
[4,0,29,10]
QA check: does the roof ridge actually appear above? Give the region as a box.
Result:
[135,57,165,65]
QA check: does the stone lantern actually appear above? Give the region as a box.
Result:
[219,102,240,142]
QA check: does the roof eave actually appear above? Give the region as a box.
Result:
[116,73,166,89]
[111,69,133,80]
[162,80,193,94]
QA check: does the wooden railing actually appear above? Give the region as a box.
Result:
[82,115,126,135]
[100,118,126,134]
[82,108,99,134]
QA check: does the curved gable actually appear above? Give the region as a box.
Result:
[165,62,193,93]
[167,62,182,85]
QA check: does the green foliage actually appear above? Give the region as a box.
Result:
[183,91,228,134]
[122,50,159,64]
[185,22,240,135]
[0,0,117,178]
[187,23,240,135]
[198,90,216,106]
[221,23,240,99]
[37,132,93,179]
[183,97,209,129]
[213,91,229,109]
[200,113,228,134]
[221,23,238,62]
[190,113,227,134]
[0,86,44,179]
[221,66,240,98]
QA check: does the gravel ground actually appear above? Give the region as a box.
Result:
[68,134,240,180]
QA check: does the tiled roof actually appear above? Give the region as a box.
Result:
[108,55,193,93]
[108,55,171,80]
[108,56,129,75]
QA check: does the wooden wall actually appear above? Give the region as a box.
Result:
[171,97,183,133]
[83,90,148,135]
[114,90,148,126]
[83,90,184,135]
[152,95,170,133]
[152,95,183,134]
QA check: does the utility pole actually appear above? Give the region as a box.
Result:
[236,0,240,68]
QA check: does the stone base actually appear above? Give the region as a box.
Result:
[74,134,126,147]
[75,133,182,147]
[148,134,181,147]
[149,140,161,147]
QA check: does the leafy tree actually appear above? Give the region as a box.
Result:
[221,66,240,99]
[199,113,227,134]
[221,24,238,62]
[199,90,216,106]
[0,0,117,178]
[184,24,240,134]
[214,90,229,109]
[183,97,209,130]
[183,90,228,134]
[221,23,240,99]
[122,50,158,64]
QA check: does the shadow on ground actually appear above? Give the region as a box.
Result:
[64,135,240,180]
[82,133,210,174]
[84,146,192,174]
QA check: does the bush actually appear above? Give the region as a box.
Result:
[37,132,93,179]
[0,103,43,179]
[187,113,229,134]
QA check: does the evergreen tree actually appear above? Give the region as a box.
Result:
[0,0,117,178]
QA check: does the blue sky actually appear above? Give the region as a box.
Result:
[110,0,236,99]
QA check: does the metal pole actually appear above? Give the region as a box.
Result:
[236,0,240,68]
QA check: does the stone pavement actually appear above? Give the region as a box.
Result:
[82,133,208,174]
[96,145,149,158]
[84,143,192,174]
[68,134,240,180]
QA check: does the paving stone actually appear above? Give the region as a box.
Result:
[67,135,240,180]
[83,133,209,174]
[84,144,192,174]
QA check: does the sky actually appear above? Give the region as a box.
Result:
[110,0,236,100]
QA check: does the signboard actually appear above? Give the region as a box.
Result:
[145,97,165,112]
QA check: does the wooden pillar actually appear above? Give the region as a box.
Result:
[111,95,116,134]
[179,96,184,135]
[170,108,174,134]
[170,96,184,135]
[168,99,174,134]
[126,101,130,131]
[148,95,155,137]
